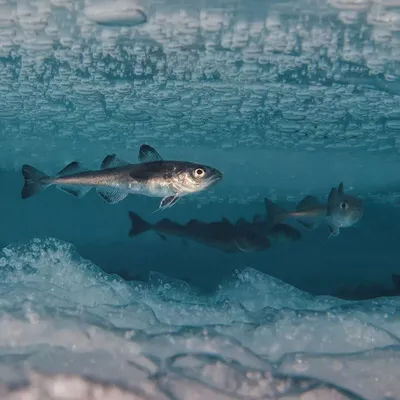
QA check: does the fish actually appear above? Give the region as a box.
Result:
[21,144,223,211]
[127,211,301,253]
[264,182,364,236]
[334,273,400,300]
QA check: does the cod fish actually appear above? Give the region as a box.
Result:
[21,144,223,211]
[264,182,363,236]
[128,211,301,253]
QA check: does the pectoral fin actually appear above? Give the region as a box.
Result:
[153,195,180,212]
[328,224,340,237]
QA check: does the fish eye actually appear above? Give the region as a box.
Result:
[340,202,348,210]
[193,168,205,178]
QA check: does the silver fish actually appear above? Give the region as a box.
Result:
[21,144,223,211]
[264,182,363,236]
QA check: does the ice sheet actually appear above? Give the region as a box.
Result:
[0,0,400,203]
[0,238,397,399]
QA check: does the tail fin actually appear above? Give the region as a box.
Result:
[21,165,50,199]
[128,211,152,237]
[264,198,287,227]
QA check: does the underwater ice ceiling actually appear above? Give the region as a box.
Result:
[1,0,400,168]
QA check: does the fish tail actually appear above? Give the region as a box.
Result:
[128,211,152,237]
[21,165,51,199]
[264,198,287,227]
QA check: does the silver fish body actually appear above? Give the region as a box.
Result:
[21,145,223,210]
[265,182,363,237]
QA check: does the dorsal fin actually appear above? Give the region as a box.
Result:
[57,161,83,176]
[101,154,129,169]
[296,195,320,211]
[338,182,344,196]
[138,145,163,163]
[221,217,231,224]
[236,218,247,225]
[186,219,201,228]
[327,187,337,216]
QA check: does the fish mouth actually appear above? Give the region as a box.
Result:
[350,208,363,220]
[207,171,223,186]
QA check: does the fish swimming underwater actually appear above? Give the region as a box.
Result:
[128,211,301,253]
[334,273,400,301]
[21,144,223,211]
[264,182,363,236]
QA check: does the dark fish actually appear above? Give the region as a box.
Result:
[127,211,301,253]
[334,273,400,301]
[265,182,364,236]
[21,144,223,211]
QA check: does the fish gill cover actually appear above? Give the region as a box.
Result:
[0,0,399,399]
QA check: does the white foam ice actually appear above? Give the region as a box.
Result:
[0,237,398,399]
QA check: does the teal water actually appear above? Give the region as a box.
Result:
[0,0,400,398]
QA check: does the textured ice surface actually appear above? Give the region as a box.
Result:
[0,237,397,399]
[1,0,400,203]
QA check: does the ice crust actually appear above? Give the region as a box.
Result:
[0,237,397,399]
[1,0,400,204]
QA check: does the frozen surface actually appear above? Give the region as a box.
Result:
[0,237,397,399]
[1,0,400,202]
[1,0,400,398]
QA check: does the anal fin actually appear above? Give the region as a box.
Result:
[57,186,91,198]
[96,187,128,204]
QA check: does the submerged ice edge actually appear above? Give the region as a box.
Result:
[0,238,399,399]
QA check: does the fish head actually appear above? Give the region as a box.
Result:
[171,162,223,194]
[333,194,364,227]
[328,183,364,228]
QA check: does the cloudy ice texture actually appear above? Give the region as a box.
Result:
[1,0,400,204]
[0,237,397,400]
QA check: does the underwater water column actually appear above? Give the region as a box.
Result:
[0,0,399,398]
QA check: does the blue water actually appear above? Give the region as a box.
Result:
[1,0,400,398]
